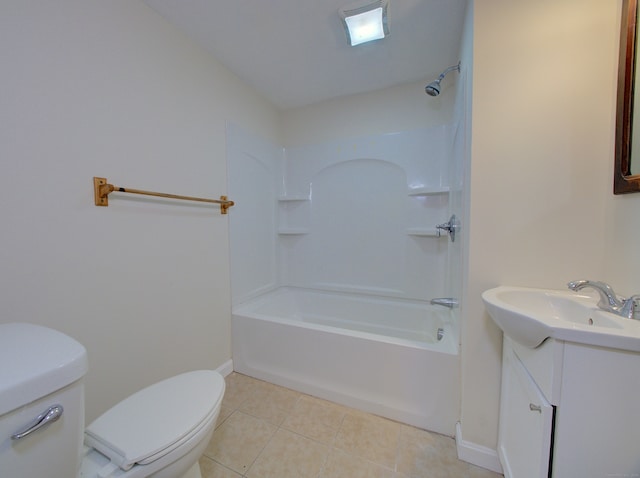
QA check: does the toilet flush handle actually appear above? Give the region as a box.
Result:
[11,404,64,440]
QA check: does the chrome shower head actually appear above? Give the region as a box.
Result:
[425,62,461,97]
[425,80,441,97]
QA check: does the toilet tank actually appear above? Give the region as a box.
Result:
[0,323,88,478]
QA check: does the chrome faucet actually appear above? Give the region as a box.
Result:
[436,215,460,243]
[430,298,459,309]
[567,280,639,320]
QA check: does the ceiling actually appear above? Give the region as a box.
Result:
[144,0,467,110]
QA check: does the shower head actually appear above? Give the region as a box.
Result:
[425,80,442,97]
[425,62,461,97]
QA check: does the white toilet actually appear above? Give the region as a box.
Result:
[0,323,225,478]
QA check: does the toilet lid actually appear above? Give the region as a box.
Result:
[84,370,224,471]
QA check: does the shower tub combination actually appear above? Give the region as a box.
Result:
[232,287,460,435]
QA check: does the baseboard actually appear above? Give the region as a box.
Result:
[216,359,234,377]
[455,422,503,474]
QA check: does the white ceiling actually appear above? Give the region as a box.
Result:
[144,0,467,110]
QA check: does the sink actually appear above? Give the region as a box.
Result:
[482,286,640,351]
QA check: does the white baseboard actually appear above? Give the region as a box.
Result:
[455,422,503,474]
[216,359,234,377]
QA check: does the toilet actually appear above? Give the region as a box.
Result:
[0,323,225,478]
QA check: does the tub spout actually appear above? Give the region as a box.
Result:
[430,298,459,309]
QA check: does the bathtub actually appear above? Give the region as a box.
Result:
[232,287,460,435]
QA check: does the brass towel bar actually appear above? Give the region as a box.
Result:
[93,177,235,214]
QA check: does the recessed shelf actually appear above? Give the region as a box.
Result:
[407,187,450,196]
[278,228,310,235]
[277,196,310,202]
[406,228,444,237]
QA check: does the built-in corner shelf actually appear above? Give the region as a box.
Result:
[278,228,310,235]
[277,196,310,202]
[406,228,444,237]
[407,187,450,196]
[278,196,309,235]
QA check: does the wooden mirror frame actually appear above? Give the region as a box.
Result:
[615,0,640,194]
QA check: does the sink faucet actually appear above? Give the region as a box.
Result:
[567,280,639,320]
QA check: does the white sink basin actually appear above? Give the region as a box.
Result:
[482,286,640,351]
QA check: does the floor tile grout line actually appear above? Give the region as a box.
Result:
[242,426,274,478]
[238,384,305,477]
[240,382,349,478]
[203,455,244,478]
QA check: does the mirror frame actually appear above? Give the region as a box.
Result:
[615,0,640,194]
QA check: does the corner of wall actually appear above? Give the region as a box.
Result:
[455,422,503,474]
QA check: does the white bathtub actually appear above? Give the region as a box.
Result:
[232,287,460,435]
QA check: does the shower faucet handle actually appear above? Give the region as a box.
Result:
[436,215,460,242]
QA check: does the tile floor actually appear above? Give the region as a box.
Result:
[199,373,503,478]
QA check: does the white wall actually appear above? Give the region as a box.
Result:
[461,0,620,451]
[281,80,456,147]
[0,0,280,421]
[607,196,640,289]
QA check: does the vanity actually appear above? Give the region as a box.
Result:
[483,286,640,477]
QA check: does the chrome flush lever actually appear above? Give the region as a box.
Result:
[11,405,63,440]
[436,214,460,242]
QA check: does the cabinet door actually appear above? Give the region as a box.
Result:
[498,343,554,478]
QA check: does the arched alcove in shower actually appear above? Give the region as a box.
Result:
[278,157,448,300]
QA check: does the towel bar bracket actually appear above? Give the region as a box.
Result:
[94,177,110,207]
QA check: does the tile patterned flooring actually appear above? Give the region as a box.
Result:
[199,373,503,478]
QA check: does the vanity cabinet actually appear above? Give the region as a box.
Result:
[498,336,640,478]
[498,343,553,478]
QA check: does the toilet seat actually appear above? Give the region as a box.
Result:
[84,370,224,473]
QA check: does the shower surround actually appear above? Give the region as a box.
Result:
[227,121,461,434]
